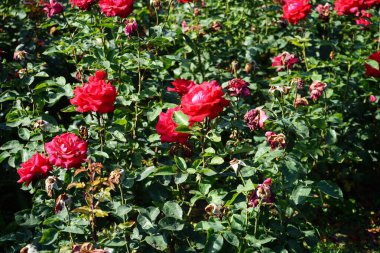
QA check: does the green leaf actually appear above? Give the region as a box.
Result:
[174,156,187,170]
[137,166,156,181]
[18,128,30,140]
[291,185,312,205]
[366,59,379,70]
[203,233,223,253]
[223,231,239,247]
[158,217,184,231]
[210,156,224,165]
[317,180,343,199]
[137,214,153,230]
[39,228,59,245]
[163,201,183,219]
[145,235,168,251]
[172,110,189,126]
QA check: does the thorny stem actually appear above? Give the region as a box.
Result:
[65,205,74,245]
[133,37,142,139]
[302,41,309,72]
[96,113,104,152]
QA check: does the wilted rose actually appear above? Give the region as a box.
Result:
[244,108,268,131]
[265,131,286,150]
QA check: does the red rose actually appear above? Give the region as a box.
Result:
[17,153,52,186]
[334,0,362,15]
[365,52,380,78]
[156,106,190,144]
[167,79,196,96]
[45,133,88,169]
[99,0,133,18]
[70,70,117,113]
[181,80,230,123]
[272,51,298,71]
[282,0,311,25]
[177,0,193,3]
[69,0,94,10]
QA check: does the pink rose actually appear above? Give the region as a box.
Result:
[167,79,196,96]
[309,81,327,101]
[272,52,298,71]
[42,0,65,18]
[99,0,134,18]
[17,153,52,186]
[282,0,312,25]
[156,106,190,144]
[227,78,250,97]
[70,70,118,113]
[369,95,377,102]
[45,133,88,169]
[244,108,268,130]
[181,80,230,123]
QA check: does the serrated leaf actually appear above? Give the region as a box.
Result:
[172,110,189,126]
[163,201,183,219]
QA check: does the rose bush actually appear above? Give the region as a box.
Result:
[0,0,380,252]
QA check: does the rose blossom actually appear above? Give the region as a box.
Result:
[309,81,327,100]
[227,78,250,97]
[17,153,52,186]
[248,178,275,208]
[156,106,190,144]
[315,3,331,21]
[167,79,196,96]
[265,131,286,150]
[365,52,380,78]
[99,0,133,18]
[294,94,309,108]
[244,108,268,130]
[181,80,230,123]
[334,0,362,15]
[355,10,372,27]
[282,0,312,25]
[45,133,88,169]
[272,51,298,71]
[177,0,193,3]
[70,70,117,113]
[124,18,138,38]
[42,0,65,18]
[69,0,94,10]
[369,95,377,102]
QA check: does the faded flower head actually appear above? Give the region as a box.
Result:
[292,77,304,90]
[205,203,228,219]
[309,80,327,100]
[265,131,286,150]
[33,119,50,131]
[13,50,27,60]
[42,0,65,18]
[124,18,138,38]
[55,193,71,214]
[248,178,275,207]
[227,78,250,97]
[269,85,292,94]
[272,51,298,71]
[211,21,222,31]
[294,94,309,108]
[316,3,331,21]
[109,169,123,190]
[244,108,268,131]
[45,176,58,198]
